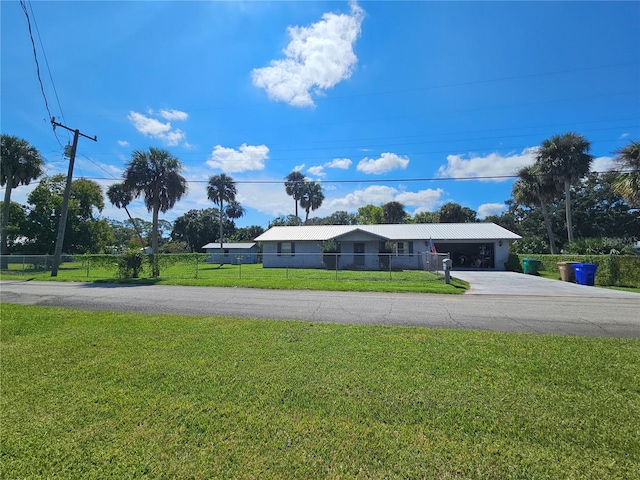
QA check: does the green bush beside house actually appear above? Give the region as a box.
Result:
[507,254,640,287]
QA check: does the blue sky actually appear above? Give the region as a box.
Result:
[2,1,639,230]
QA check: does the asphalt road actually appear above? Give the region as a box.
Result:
[1,278,639,338]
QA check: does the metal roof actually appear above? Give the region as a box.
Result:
[254,224,521,242]
[202,242,257,249]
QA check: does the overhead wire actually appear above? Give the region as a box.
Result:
[19,0,64,148]
[27,0,69,142]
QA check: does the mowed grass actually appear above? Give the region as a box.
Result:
[2,304,639,479]
[3,261,468,294]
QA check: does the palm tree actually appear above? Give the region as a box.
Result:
[512,165,558,253]
[611,140,640,208]
[536,132,593,243]
[207,173,237,263]
[1,134,44,264]
[299,181,324,223]
[122,148,187,277]
[284,171,305,219]
[106,182,146,248]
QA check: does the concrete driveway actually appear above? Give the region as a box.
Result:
[451,270,640,298]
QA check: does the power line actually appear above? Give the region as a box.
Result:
[27,0,68,140]
[19,0,63,148]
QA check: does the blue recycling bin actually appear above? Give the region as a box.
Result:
[573,263,597,286]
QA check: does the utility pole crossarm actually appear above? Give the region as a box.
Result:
[50,119,97,277]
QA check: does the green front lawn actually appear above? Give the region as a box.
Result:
[2,304,638,479]
[1,261,468,294]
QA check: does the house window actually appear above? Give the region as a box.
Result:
[396,241,413,256]
[277,242,295,256]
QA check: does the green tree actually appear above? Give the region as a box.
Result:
[171,208,221,253]
[231,225,265,242]
[611,140,640,208]
[512,165,558,254]
[284,171,305,218]
[322,210,359,225]
[22,175,111,254]
[207,173,238,262]
[299,181,324,223]
[0,201,27,252]
[411,211,438,223]
[269,215,303,227]
[357,204,384,224]
[107,183,145,247]
[382,201,407,224]
[537,132,593,243]
[121,148,187,277]
[1,134,44,263]
[437,202,477,223]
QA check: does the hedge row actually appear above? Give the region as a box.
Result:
[510,254,640,287]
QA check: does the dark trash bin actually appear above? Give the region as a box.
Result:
[573,263,597,286]
[557,261,580,282]
[522,258,542,275]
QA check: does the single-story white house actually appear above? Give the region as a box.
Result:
[202,242,259,264]
[255,223,521,270]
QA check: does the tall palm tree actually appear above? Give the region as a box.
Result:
[122,147,187,277]
[284,171,305,219]
[207,173,237,263]
[106,182,146,248]
[536,132,593,243]
[299,181,324,223]
[512,165,558,254]
[611,140,640,208]
[1,134,44,264]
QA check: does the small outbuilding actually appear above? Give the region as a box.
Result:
[202,242,259,264]
[255,223,521,270]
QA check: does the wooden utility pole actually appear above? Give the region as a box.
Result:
[50,119,97,277]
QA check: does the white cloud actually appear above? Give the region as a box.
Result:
[127,110,187,146]
[327,185,444,215]
[477,203,506,219]
[251,1,364,107]
[437,147,537,182]
[326,158,352,169]
[395,189,444,211]
[159,109,188,121]
[206,144,270,173]
[293,164,305,172]
[117,140,129,147]
[307,165,326,177]
[620,132,630,139]
[591,156,616,173]
[357,152,410,174]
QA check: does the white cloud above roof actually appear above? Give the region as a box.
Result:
[477,202,507,219]
[206,144,270,173]
[357,152,410,174]
[437,147,537,182]
[251,1,364,107]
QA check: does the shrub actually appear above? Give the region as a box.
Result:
[504,253,523,272]
[564,238,637,255]
[118,251,144,279]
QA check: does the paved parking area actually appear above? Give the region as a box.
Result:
[451,270,640,298]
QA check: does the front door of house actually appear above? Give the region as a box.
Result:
[354,243,365,266]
